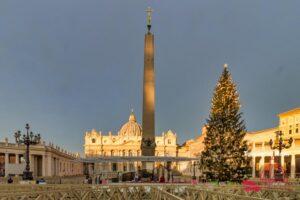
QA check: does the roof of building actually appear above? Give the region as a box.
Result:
[278,107,300,117]
[247,127,278,135]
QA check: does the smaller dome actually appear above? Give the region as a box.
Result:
[119,111,142,137]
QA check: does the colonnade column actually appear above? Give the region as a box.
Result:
[47,155,52,176]
[259,156,265,178]
[270,156,274,179]
[57,159,60,176]
[4,154,9,177]
[30,155,34,175]
[280,156,284,171]
[291,154,295,179]
[252,156,255,178]
[42,155,46,177]
[15,154,19,164]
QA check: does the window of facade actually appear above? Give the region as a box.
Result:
[8,154,16,164]
[111,150,114,156]
[129,150,132,156]
[112,163,117,171]
[255,143,262,149]
[289,130,292,134]
[168,139,171,144]
[296,128,299,133]
[92,138,96,143]
[122,150,126,156]
[264,142,270,149]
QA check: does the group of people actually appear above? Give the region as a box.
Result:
[6,176,46,184]
[84,175,108,184]
[7,176,13,184]
[84,170,175,184]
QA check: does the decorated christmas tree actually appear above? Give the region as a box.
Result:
[201,64,251,182]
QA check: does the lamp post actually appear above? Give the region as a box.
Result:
[269,130,293,181]
[14,123,41,180]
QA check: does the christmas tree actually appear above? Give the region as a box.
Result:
[201,64,251,182]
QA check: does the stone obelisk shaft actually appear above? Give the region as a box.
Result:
[142,32,155,157]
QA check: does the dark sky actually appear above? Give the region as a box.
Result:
[0,1,299,153]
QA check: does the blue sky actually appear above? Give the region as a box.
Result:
[0,1,299,153]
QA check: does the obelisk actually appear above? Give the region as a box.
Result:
[141,7,156,171]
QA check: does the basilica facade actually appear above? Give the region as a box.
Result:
[84,111,179,174]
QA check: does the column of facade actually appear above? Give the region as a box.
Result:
[48,155,52,176]
[270,156,274,179]
[15,154,19,164]
[68,162,70,175]
[280,156,285,172]
[127,162,130,172]
[291,154,295,179]
[30,155,34,175]
[65,161,68,175]
[42,155,47,177]
[135,162,138,173]
[259,156,265,178]
[53,158,56,176]
[4,153,9,177]
[58,159,61,176]
[252,156,255,178]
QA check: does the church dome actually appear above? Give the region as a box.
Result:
[119,111,142,137]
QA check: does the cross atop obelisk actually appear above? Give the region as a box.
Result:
[146,7,153,31]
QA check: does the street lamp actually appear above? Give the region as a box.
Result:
[14,123,41,180]
[269,130,293,181]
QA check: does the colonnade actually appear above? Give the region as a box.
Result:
[251,154,299,179]
[0,152,82,177]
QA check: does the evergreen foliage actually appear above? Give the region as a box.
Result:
[201,65,251,182]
